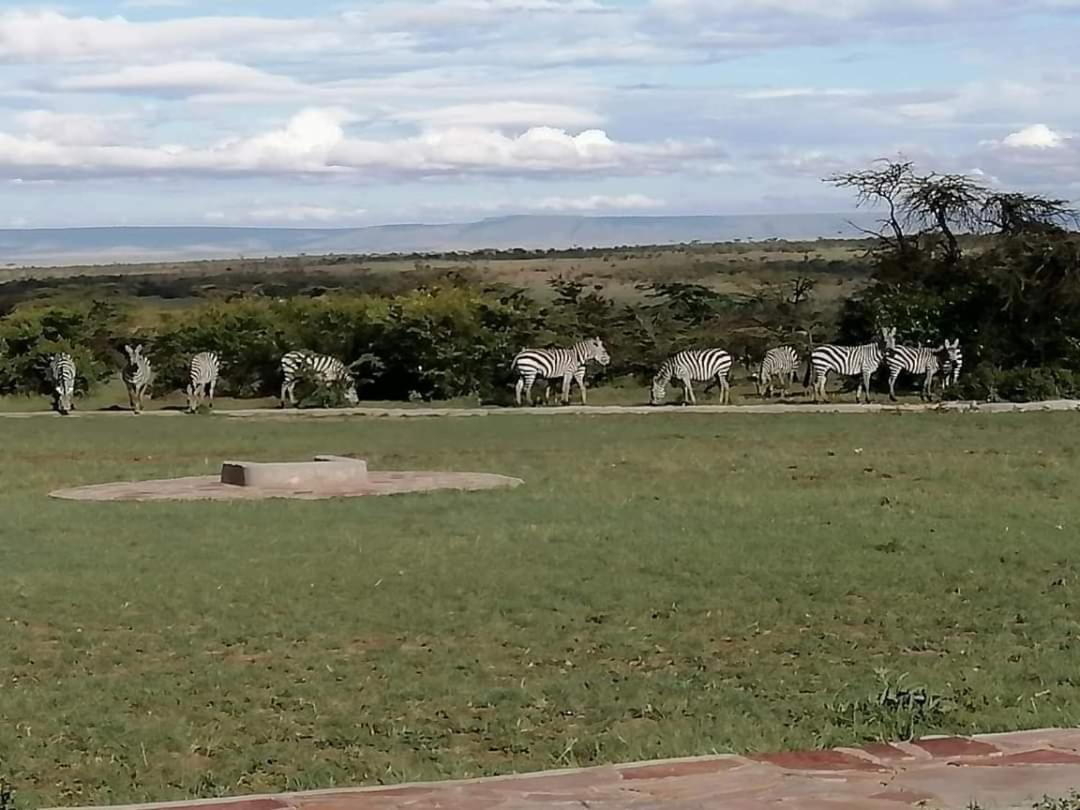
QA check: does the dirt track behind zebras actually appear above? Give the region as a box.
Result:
[1,400,1078,419]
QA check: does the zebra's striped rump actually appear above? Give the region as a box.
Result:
[807,327,896,403]
[280,350,359,407]
[48,352,76,414]
[755,345,800,398]
[511,337,610,405]
[123,344,154,413]
[651,348,733,405]
[187,351,221,412]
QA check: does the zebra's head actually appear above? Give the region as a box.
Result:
[941,338,962,376]
[879,327,897,351]
[584,336,610,366]
[344,382,359,405]
[124,344,144,365]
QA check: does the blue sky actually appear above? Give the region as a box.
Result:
[1,0,1078,227]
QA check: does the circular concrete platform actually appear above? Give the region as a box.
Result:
[50,467,523,502]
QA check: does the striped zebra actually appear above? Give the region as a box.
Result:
[123,344,154,413]
[47,352,76,415]
[755,345,800,399]
[650,348,733,405]
[511,337,610,406]
[940,339,963,390]
[280,350,359,408]
[186,351,221,412]
[805,327,896,403]
[885,345,942,402]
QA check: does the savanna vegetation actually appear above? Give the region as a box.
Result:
[2,161,1077,408]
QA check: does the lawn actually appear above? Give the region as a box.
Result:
[2,412,1079,808]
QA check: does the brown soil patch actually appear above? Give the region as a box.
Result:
[49,470,523,502]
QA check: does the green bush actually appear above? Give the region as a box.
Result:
[958,364,1080,402]
[0,300,128,396]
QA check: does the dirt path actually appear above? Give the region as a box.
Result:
[2,400,1079,419]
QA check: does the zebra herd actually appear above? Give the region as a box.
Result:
[42,346,361,414]
[509,331,964,406]
[38,332,966,413]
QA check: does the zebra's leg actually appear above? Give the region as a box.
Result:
[514,376,526,406]
[524,374,539,406]
[888,369,899,402]
[575,368,587,405]
[860,370,873,404]
[560,373,573,406]
[208,379,216,409]
[922,370,933,401]
[720,374,730,405]
[186,383,195,413]
[814,372,828,403]
[127,383,137,413]
[681,374,695,405]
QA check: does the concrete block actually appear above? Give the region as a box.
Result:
[221,457,368,489]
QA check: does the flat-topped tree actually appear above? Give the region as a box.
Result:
[825,159,915,255]
[982,192,1079,236]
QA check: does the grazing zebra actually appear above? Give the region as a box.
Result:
[186,351,221,412]
[122,344,154,413]
[805,327,896,403]
[511,337,610,406]
[885,345,943,402]
[280,350,359,408]
[755,345,800,398]
[650,348,733,405]
[47,352,76,415]
[940,339,963,390]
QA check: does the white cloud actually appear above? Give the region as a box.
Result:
[206,205,368,224]
[0,10,330,62]
[15,110,134,146]
[531,193,665,211]
[1001,123,1066,149]
[121,0,192,7]
[55,61,304,96]
[397,102,603,129]
[0,108,724,179]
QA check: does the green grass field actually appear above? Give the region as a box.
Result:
[3,412,1080,808]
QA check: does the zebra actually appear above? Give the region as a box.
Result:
[885,345,943,402]
[754,346,800,399]
[47,352,76,415]
[511,337,610,406]
[280,350,359,408]
[805,327,897,403]
[650,348,733,405]
[940,339,963,390]
[186,351,221,413]
[122,344,154,413]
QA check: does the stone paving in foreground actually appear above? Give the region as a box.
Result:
[56,729,1080,810]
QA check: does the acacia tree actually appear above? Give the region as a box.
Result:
[826,159,915,254]
[981,192,1078,236]
[901,172,987,265]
